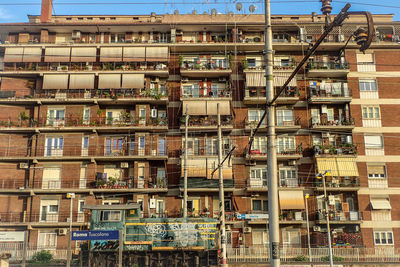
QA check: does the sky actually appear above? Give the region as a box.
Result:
[0,0,398,23]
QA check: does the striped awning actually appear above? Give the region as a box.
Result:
[23,47,42,62]
[98,74,121,89]
[336,157,359,177]
[274,71,297,87]
[181,158,232,179]
[4,47,24,62]
[279,190,305,209]
[183,101,207,115]
[45,47,71,62]
[121,74,144,89]
[70,47,97,62]
[183,100,230,116]
[69,74,95,89]
[100,47,123,62]
[371,199,391,210]
[42,74,69,90]
[246,71,265,87]
[146,47,168,62]
[206,101,230,115]
[123,47,145,62]
[316,158,339,177]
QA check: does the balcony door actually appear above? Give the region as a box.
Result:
[40,200,59,222]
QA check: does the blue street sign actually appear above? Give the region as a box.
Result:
[71,230,119,241]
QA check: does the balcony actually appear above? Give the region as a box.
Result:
[180,115,233,131]
[306,61,350,78]
[0,212,89,226]
[315,177,360,191]
[308,82,352,104]
[244,116,301,133]
[309,116,355,130]
[179,178,234,192]
[180,58,231,77]
[244,87,299,105]
[246,144,303,161]
[313,144,357,156]
[315,211,362,224]
[312,232,364,248]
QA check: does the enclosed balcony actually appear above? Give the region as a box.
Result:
[180,56,231,77]
[312,231,364,248]
[180,80,231,100]
[315,211,362,224]
[245,109,301,133]
[308,81,352,104]
[314,176,360,191]
[306,56,350,78]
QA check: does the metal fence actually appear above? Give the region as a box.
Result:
[227,247,400,263]
[0,243,68,261]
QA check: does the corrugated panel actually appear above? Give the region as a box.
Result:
[23,47,42,62]
[336,157,359,177]
[69,74,95,89]
[121,74,144,89]
[45,47,71,62]
[98,74,121,89]
[4,47,24,62]
[100,47,123,62]
[70,47,97,62]
[246,71,265,87]
[371,199,391,210]
[146,47,168,62]
[42,74,69,89]
[123,47,145,62]
[183,101,207,115]
[279,190,305,209]
[206,101,230,116]
[316,158,339,177]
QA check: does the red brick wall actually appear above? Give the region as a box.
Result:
[0,77,33,97]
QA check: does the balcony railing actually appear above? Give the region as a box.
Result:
[244,116,300,128]
[310,117,355,128]
[312,232,364,248]
[315,177,360,188]
[314,144,357,156]
[314,211,363,222]
[309,82,350,98]
[247,178,300,188]
[245,87,299,98]
[247,144,303,156]
[180,59,230,71]
[0,212,89,223]
[307,61,349,70]
[182,115,233,127]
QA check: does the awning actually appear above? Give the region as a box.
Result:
[279,190,305,209]
[98,74,121,89]
[123,47,145,62]
[368,165,385,175]
[100,47,122,62]
[45,47,71,62]
[183,101,207,115]
[316,158,339,177]
[371,199,391,210]
[4,47,24,62]
[274,71,297,87]
[23,47,42,62]
[181,158,232,179]
[146,47,168,62]
[69,74,95,89]
[121,74,144,89]
[71,47,97,62]
[336,157,359,177]
[246,71,265,87]
[206,100,231,115]
[42,74,69,90]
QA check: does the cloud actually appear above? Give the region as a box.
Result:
[0,7,14,21]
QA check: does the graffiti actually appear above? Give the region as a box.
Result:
[126,245,149,251]
[145,223,167,237]
[91,222,119,231]
[169,222,198,247]
[91,240,118,251]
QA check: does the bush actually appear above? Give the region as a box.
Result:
[293,255,309,262]
[321,255,344,262]
[31,250,53,263]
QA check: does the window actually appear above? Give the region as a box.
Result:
[279,167,298,187]
[47,108,65,126]
[277,136,296,153]
[40,200,59,222]
[250,167,267,186]
[247,58,256,67]
[276,110,294,126]
[182,84,199,97]
[105,137,124,156]
[83,107,90,125]
[224,199,232,211]
[252,231,269,246]
[45,137,64,157]
[359,80,377,92]
[100,210,121,221]
[82,136,89,156]
[38,231,57,249]
[252,136,267,154]
[362,106,380,119]
[252,199,268,212]
[78,200,85,213]
[186,138,199,155]
[368,165,386,179]
[374,231,394,245]
[42,166,61,189]
[282,230,301,247]
[364,135,383,149]
[248,110,265,125]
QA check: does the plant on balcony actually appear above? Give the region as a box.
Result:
[106,117,114,125]
[242,59,249,69]
[30,250,53,264]
[321,256,344,262]
[293,255,308,262]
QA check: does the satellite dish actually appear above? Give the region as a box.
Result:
[211,8,217,16]
[192,10,197,15]
[174,10,179,15]
[249,5,256,13]
[236,3,242,12]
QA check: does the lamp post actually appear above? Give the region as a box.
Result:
[305,194,312,262]
[66,192,75,267]
[317,171,333,267]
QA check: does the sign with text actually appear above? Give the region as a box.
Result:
[71,230,119,241]
[0,231,25,242]
[237,213,269,220]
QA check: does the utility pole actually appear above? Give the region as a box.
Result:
[66,192,75,267]
[183,105,189,218]
[265,0,280,266]
[305,194,312,262]
[217,103,227,267]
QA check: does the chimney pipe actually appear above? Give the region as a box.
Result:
[41,0,53,23]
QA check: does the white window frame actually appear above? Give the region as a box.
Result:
[252,231,269,246]
[276,109,294,126]
[367,165,386,179]
[81,136,89,156]
[282,230,301,248]
[40,200,59,222]
[277,136,296,153]
[359,80,377,92]
[248,109,265,125]
[83,107,90,125]
[374,231,394,245]
[42,166,61,189]
[45,137,64,157]
[364,135,383,149]
[100,210,122,222]
[38,230,57,250]
[47,108,65,127]
[362,106,381,120]
[279,167,298,187]
[250,167,268,186]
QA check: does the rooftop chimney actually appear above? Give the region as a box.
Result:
[40,0,53,23]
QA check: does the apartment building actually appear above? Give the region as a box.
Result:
[0,0,399,251]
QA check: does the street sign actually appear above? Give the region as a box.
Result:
[237,213,269,220]
[0,231,25,242]
[71,230,119,241]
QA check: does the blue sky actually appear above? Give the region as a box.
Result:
[0,0,398,23]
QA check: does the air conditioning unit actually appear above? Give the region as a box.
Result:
[120,162,129,168]
[19,162,29,169]
[58,228,67,236]
[313,226,321,232]
[338,34,345,42]
[151,109,158,118]
[243,227,252,233]
[72,30,81,39]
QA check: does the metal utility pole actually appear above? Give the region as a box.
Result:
[320,173,334,267]
[217,103,227,267]
[305,194,312,262]
[265,0,280,266]
[66,192,75,267]
[22,230,28,267]
[183,105,189,218]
